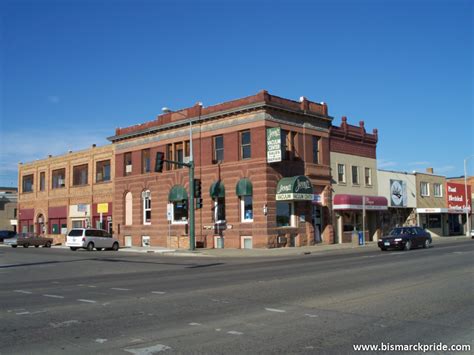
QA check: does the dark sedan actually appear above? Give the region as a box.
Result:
[378,227,432,251]
[0,230,16,243]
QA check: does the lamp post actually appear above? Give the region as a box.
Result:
[162,103,202,250]
[464,155,474,237]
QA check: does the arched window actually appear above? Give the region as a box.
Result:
[125,192,133,225]
[142,190,151,225]
[210,180,226,222]
[168,185,188,224]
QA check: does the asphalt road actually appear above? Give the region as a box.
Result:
[0,240,473,354]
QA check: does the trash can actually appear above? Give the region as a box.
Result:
[358,231,364,246]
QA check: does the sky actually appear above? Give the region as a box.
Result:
[1,0,473,187]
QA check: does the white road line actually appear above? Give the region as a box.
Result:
[50,320,80,328]
[265,307,286,313]
[189,322,202,326]
[43,294,65,299]
[111,288,130,291]
[95,339,108,344]
[14,290,32,294]
[304,314,318,318]
[124,344,171,354]
[16,311,30,315]
[151,291,166,294]
[77,299,97,303]
[227,331,243,335]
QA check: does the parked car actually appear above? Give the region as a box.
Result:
[0,230,17,243]
[378,227,432,251]
[4,233,53,248]
[66,228,119,251]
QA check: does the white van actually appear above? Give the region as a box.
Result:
[66,228,120,251]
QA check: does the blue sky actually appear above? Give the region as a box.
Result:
[1,0,472,187]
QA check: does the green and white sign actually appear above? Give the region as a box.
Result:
[276,176,314,201]
[266,127,282,163]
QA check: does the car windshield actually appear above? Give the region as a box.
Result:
[68,229,83,237]
[389,228,406,236]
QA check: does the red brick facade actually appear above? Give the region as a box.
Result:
[329,117,378,158]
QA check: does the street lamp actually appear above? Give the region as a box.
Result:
[464,155,474,237]
[162,103,203,250]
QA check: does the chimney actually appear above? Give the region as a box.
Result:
[92,144,96,148]
[426,167,434,174]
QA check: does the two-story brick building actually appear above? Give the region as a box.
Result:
[17,144,114,244]
[108,90,334,249]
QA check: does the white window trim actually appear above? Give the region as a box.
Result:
[434,183,443,197]
[351,165,360,186]
[143,191,151,225]
[420,182,430,197]
[240,236,253,249]
[240,196,253,223]
[171,201,188,225]
[214,199,226,224]
[365,167,372,186]
[337,163,346,184]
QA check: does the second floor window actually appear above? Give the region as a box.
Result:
[365,168,372,186]
[73,164,88,186]
[22,175,34,193]
[39,172,45,191]
[240,130,251,159]
[142,149,151,173]
[337,164,346,183]
[352,166,360,185]
[124,152,132,176]
[281,130,296,160]
[434,183,443,197]
[420,182,430,197]
[175,143,184,169]
[96,160,111,182]
[312,136,320,164]
[214,135,224,163]
[52,169,66,189]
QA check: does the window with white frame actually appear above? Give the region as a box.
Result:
[240,196,253,222]
[276,201,294,227]
[142,190,151,224]
[213,197,226,222]
[420,182,430,197]
[433,183,443,197]
[125,192,133,225]
[364,167,372,186]
[172,201,188,223]
[352,166,360,185]
[337,164,346,183]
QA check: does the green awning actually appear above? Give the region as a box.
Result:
[235,178,253,196]
[209,180,225,198]
[169,185,188,201]
[276,176,313,201]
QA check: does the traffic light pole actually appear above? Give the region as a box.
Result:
[189,160,195,251]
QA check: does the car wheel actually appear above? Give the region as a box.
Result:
[112,242,119,251]
[404,240,411,251]
[380,247,387,251]
[70,247,78,251]
[23,244,29,248]
[96,248,103,251]
[12,245,17,248]
[86,242,94,251]
[423,239,430,249]
[45,241,52,248]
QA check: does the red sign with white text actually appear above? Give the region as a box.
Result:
[446,182,471,210]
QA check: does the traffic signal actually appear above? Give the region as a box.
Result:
[195,198,203,209]
[194,178,202,198]
[155,152,164,173]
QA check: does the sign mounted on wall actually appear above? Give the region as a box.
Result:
[266,127,282,163]
[390,179,407,207]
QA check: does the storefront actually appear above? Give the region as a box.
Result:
[416,208,448,236]
[446,182,471,235]
[333,194,388,242]
[48,206,68,235]
[92,202,113,233]
[19,208,34,233]
[69,204,91,229]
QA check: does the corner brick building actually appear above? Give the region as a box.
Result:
[17,145,114,244]
[109,90,334,249]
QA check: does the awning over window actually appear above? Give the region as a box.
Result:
[169,185,188,201]
[333,194,388,211]
[235,178,253,196]
[276,175,313,201]
[209,180,225,198]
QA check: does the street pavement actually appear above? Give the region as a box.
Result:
[0,238,472,354]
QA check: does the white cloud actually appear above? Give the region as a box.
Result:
[377,159,398,169]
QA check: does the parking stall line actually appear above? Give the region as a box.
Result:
[77,299,97,303]
[43,294,65,299]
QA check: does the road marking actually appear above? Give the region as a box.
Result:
[51,281,60,284]
[151,291,166,294]
[16,311,30,315]
[304,314,318,318]
[14,290,32,294]
[215,328,221,332]
[227,330,243,335]
[124,344,171,354]
[189,322,201,326]
[95,338,108,344]
[77,299,97,303]
[50,320,80,328]
[265,308,286,313]
[88,285,97,288]
[111,288,130,291]
[43,294,64,299]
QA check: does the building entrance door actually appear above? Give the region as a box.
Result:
[312,205,322,243]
